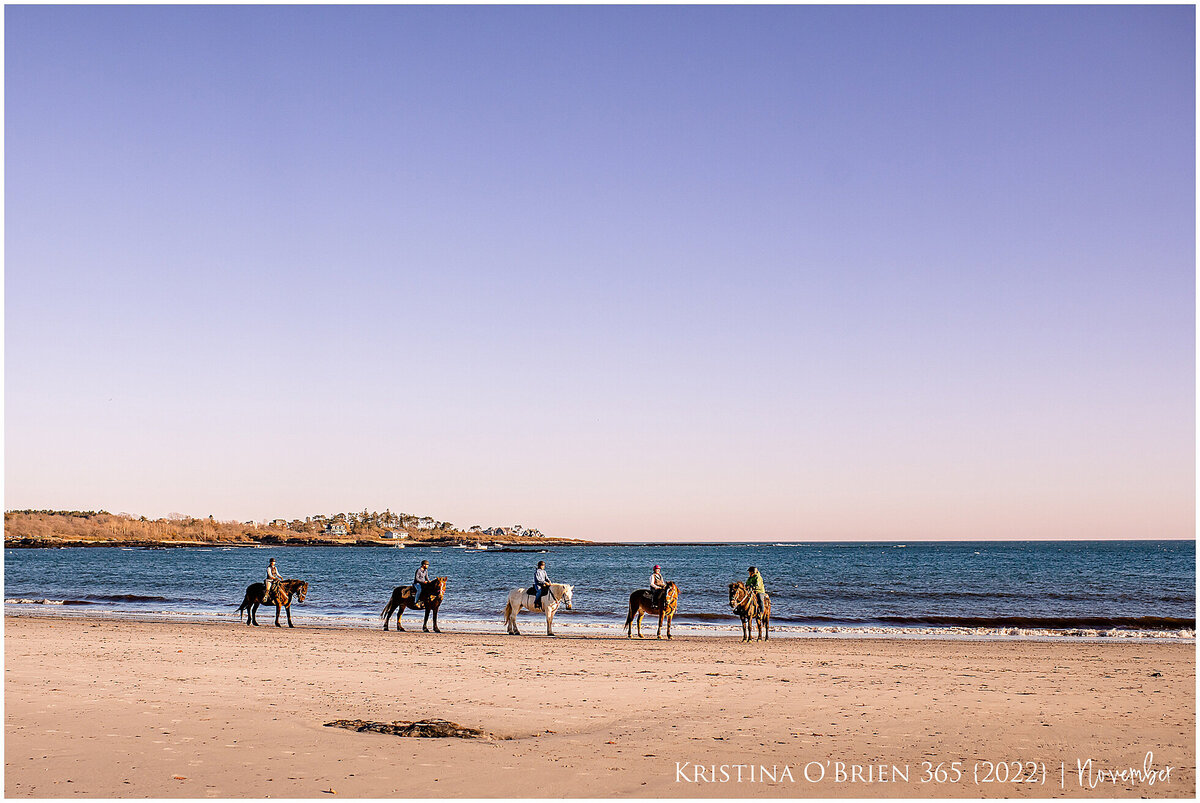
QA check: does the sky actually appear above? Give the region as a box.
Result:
[5,5,1195,542]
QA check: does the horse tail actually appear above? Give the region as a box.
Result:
[623,592,639,635]
[502,598,512,624]
[235,588,253,620]
[381,593,397,622]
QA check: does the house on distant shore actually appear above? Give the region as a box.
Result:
[416,517,435,530]
[383,530,407,540]
[271,519,288,527]
[325,523,348,537]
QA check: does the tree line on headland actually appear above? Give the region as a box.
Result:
[3,509,589,547]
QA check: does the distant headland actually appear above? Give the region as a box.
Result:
[3,509,592,548]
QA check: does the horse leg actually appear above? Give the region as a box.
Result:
[423,607,431,633]
[546,608,554,636]
[666,613,672,640]
[396,605,405,632]
[250,602,259,626]
[285,603,294,628]
[656,610,664,639]
[432,604,441,634]
[508,602,521,635]
[275,604,282,627]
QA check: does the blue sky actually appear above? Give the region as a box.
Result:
[5,5,1194,541]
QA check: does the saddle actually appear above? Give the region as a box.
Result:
[526,586,549,609]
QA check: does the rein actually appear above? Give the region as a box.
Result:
[731,585,756,615]
[533,585,561,607]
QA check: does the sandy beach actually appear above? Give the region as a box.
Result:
[4,614,1194,798]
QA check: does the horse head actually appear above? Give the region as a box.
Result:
[433,577,448,597]
[728,581,746,610]
[295,581,308,603]
[561,584,574,610]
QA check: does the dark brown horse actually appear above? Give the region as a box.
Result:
[236,579,309,628]
[728,581,770,642]
[623,582,679,639]
[381,576,447,632]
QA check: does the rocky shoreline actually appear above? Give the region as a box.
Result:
[3,537,590,549]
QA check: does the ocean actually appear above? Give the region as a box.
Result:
[4,540,1194,639]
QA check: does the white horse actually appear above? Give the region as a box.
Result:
[503,582,574,636]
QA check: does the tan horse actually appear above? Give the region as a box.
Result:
[728,581,770,641]
[236,579,309,628]
[381,576,447,632]
[623,582,679,639]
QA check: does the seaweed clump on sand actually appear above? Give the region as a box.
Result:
[324,718,506,739]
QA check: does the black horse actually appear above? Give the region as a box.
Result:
[235,579,308,627]
[380,577,447,632]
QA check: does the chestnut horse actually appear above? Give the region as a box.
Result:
[623,582,679,639]
[728,581,770,642]
[381,576,447,632]
[235,579,309,628]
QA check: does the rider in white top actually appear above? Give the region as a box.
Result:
[650,564,667,606]
[265,559,281,600]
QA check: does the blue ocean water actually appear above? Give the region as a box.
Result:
[4,541,1194,634]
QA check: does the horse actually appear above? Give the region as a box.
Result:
[728,581,770,642]
[380,576,447,632]
[503,582,574,636]
[623,582,679,639]
[235,579,309,628]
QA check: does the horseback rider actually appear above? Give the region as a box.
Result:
[650,564,667,607]
[747,565,767,611]
[533,560,551,609]
[265,558,281,602]
[413,560,430,609]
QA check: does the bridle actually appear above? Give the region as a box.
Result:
[729,583,754,613]
[536,584,570,609]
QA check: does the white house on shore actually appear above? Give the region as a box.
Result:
[383,530,407,540]
[325,523,348,537]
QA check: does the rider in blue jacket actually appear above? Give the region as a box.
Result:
[533,561,550,609]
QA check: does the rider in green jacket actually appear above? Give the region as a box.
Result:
[747,566,767,610]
